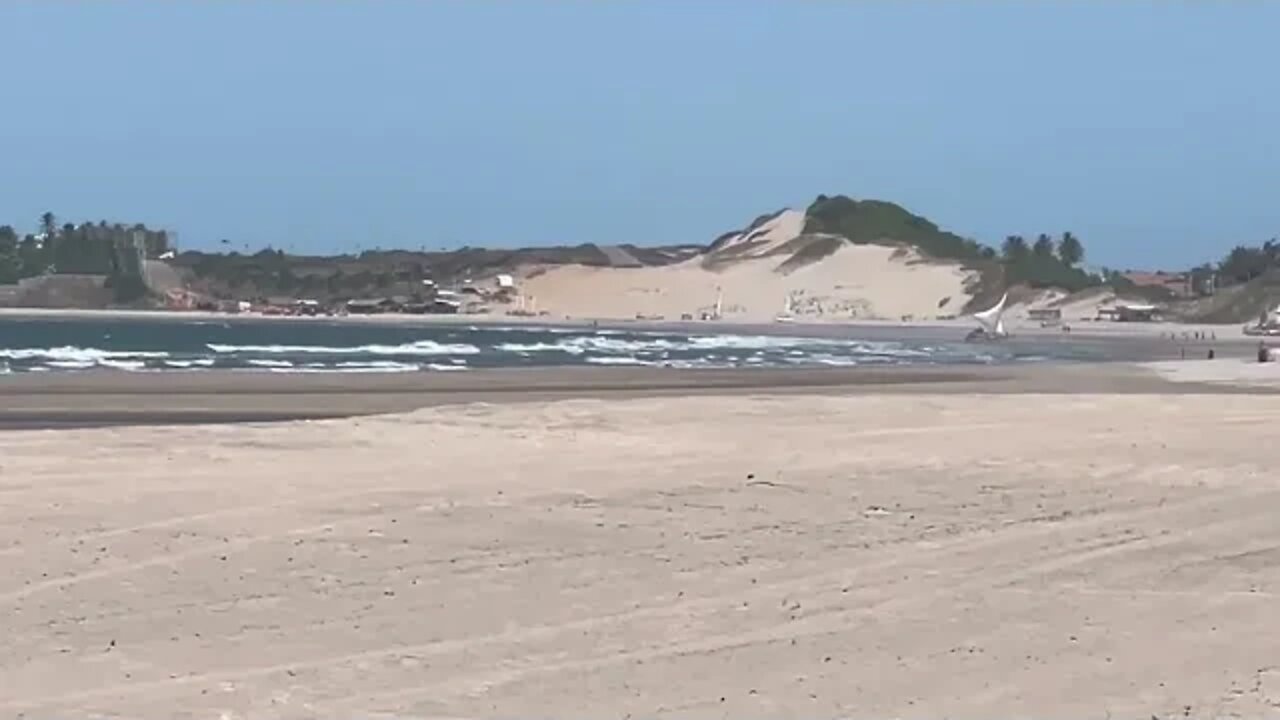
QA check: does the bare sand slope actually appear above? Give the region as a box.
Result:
[519,244,975,322]
[4,394,1280,718]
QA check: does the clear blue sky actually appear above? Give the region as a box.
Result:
[2,1,1276,268]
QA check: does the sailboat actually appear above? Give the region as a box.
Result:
[775,293,795,323]
[702,287,724,321]
[966,292,1010,342]
[1244,302,1280,336]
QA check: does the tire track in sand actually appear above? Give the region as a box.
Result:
[4,480,1275,713]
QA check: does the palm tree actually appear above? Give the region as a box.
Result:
[1057,232,1084,267]
[0,225,17,252]
[40,211,57,243]
[1001,235,1029,261]
[1032,233,1055,257]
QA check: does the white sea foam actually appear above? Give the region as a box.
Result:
[481,325,578,334]
[808,354,871,367]
[98,359,148,371]
[0,346,169,362]
[47,360,95,369]
[232,360,427,374]
[248,359,295,368]
[491,333,930,359]
[585,356,659,366]
[0,326,1005,375]
[334,361,420,372]
[164,359,217,369]
[495,341,586,354]
[207,341,479,356]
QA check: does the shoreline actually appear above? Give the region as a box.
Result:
[0,303,1254,339]
[2,362,1276,430]
[0,305,1261,368]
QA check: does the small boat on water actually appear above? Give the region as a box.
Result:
[965,292,1010,342]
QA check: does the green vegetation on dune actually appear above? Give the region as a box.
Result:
[1216,241,1280,287]
[997,230,1097,293]
[802,195,1102,300]
[804,195,991,261]
[1175,240,1280,323]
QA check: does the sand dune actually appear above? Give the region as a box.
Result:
[514,207,979,322]
[4,392,1280,717]
[520,243,976,322]
[707,208,809,259]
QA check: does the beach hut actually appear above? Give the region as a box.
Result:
[346,297,396,314]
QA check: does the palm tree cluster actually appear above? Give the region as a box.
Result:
[0,211,171,288]
[1000,231,1084,267]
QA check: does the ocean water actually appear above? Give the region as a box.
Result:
[0,317,1098,374]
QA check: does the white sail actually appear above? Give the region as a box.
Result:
[775,292,795,322]
[972,292,1009,338]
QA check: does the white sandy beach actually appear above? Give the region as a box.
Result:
[3,391,1280,717]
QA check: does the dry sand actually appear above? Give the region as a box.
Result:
[1146,358,1280,388]
[4,387,1280,718]
[519,244,975,322]
[517,208,977,322]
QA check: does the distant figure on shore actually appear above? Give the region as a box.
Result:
[1259,341,1271,363]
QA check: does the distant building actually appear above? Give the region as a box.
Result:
[495,273,515,289]
[1121,271,1193,298]
[1099,303,1160,322]
[292,299,321,316]
[1027,307,1062,325]
[431,299,460,314]
[345,297,397,314]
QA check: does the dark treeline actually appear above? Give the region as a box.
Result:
[996,231,1094,292]
[5,202,1272,307]
[1208,239,1280,287]
[0,212,171,301]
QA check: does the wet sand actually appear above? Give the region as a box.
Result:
[0,362,1275,429]
[3,383,1280,717]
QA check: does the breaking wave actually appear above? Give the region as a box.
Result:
[0,346,170,362]
[207,341,480,355]
[0,320,1045,374]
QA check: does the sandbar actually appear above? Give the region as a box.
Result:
[0,361,1276,429]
